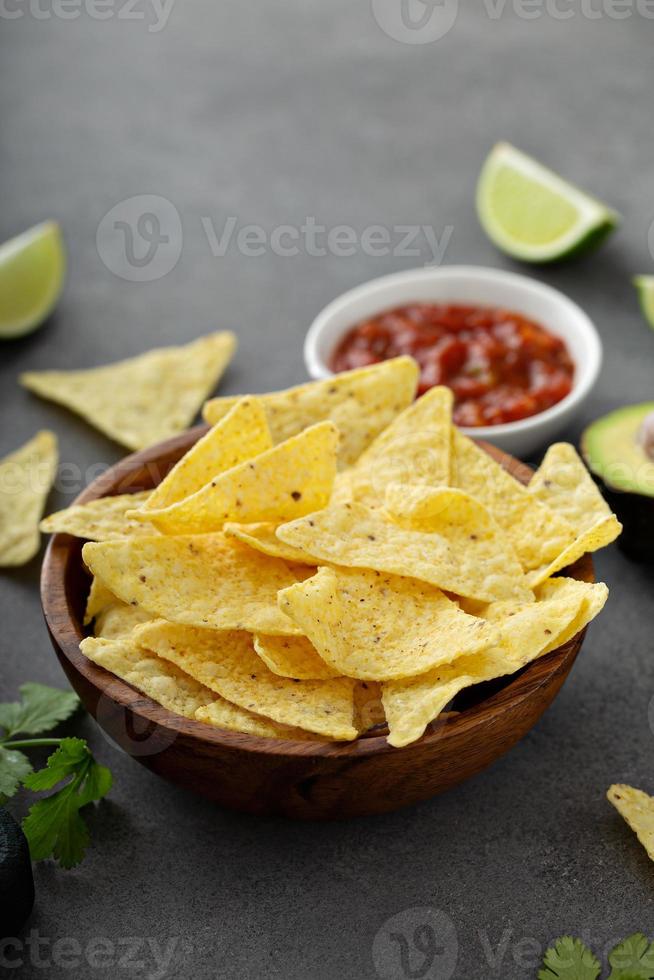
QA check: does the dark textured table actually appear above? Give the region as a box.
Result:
[2,4,654,978]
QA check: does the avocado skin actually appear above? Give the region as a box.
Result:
[0,807,34,939]
[595,480,654,561]
[582,404,654,561]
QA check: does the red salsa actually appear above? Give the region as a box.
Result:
[330,303,575,427]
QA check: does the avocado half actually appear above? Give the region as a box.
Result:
[0,807,34,939]
[582,403,654,561]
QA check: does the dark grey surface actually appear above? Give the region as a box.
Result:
[1,3,654,978]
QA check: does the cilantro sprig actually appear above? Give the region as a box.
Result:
[0,683,112,868]
[540,936,601,979]
[540,935,654,980]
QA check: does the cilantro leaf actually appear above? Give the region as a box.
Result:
[23,738,88,791]
[539,936,601,980]
[0,683,79,738]
[608,934,654,979]
[0,746,32,800]
[21,738,112,868]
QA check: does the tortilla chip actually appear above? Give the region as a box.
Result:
[21,332,236,451]
[330,469,356,506]
[94,600,152,640]
[83,575,151,638]
[142,421,338,534]
[382,581,597,746]
[451,428,576,571]
[42,491,155,541]
[84,576,116,625]
[142,397,272,512]
[537,577,609,654]
[224,521,315,564]
[527,515,622,588]
[346,386,452,506]
[195,703,332,741]
[607,784,654,862]
[278,497,531,602]
[462,577,608,652]
[133,620,357,739]
[203,356,419,466]
[0,430,58,566]
[354,681,385,733]
[84,573,152,638]
[81,633,216,718]
[82,533,303,636]
[279,566,496,680]
[81,633,319,739]
[529,442,613,534]
[253,634,341,680]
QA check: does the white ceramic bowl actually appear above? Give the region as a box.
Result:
[304,265,602,459]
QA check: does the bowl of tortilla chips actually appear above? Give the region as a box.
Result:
[40,357,618,819]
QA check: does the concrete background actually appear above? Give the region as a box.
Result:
[1,3,653,978]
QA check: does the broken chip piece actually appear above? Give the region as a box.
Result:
[607,784,654,863]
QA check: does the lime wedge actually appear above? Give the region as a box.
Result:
[476,143,618,263]
[634,275,654,330]
[0,221,66,339]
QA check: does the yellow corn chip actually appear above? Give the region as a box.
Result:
[529,442,612,534]
[82,534,303,636]
[451,428,576,571]
[537,577,609,654]
[382,581,598,746]
[81,633,319,739]
[84,576,116,625]
[527,515,622,588]
[83,575,151,638]
[346,386,453,505]
[224,521,315,564]
[460,577,608,653]
[0,430,58,566]
[279,566,496,680]
[133,620,357,739]
[83,574,152,638]
[42,491,155,541]
[21,332,236,451]
[81,633,216,718]
[278,497,530,602]
[330,469,356,506]
[142,421,338,534]
[607,784,654,862]
[354,681,386,733]
[94,601,152,640]
[203,356,419,466]
[142,397,272,512]
[195,704,332,741]
[253,634,340,680]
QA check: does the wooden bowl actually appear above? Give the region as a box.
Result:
[41,428,594,820]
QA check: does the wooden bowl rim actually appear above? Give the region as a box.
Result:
[41,425,593,760]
